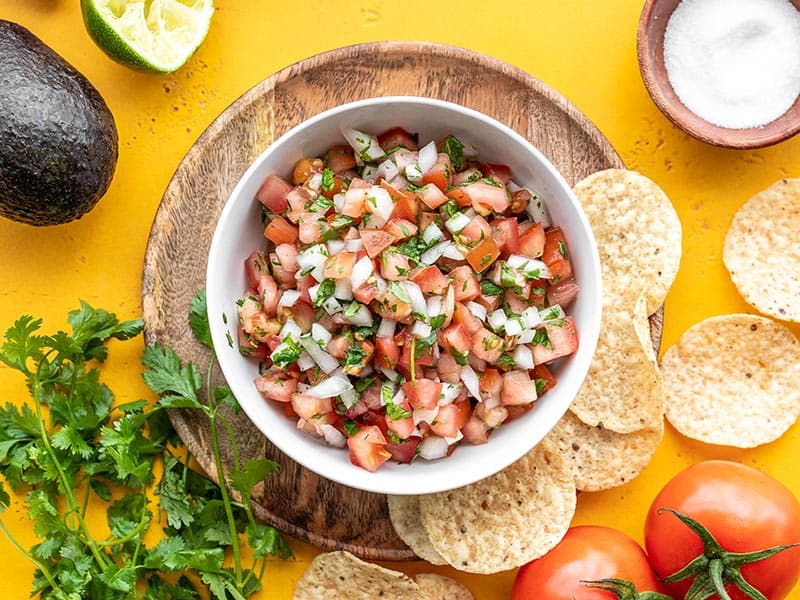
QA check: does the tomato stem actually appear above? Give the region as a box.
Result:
[581,578,673,600]
[658,508,799,600]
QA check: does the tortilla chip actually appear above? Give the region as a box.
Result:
[416,574,474,599]
[418,439,575,574]
[292,551,426,600]
[569,291,665,433]
[723,179,800,323]
[573,169,682,315]
[388,495,447,565]
[549,411,663,491]
[661,314,800,447]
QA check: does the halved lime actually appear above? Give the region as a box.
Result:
[80,0,214,74]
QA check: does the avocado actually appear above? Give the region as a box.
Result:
[0,20,118,226]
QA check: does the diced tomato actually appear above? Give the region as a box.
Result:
[543,227,571,265]
[325,334,349,360]
[382,181,420,221]
[342,188,368,218]
[452,301,483,335]
[417,211,440,232]
[474,293,502,313]
[360,229,396,258]
[285,186,311,222]
[325,145,357,173]
[532,364,557,395]
[291,393,333,420]
[466,236,500,273]
[453,399,472,429]
[439,323,472,355]
[462,180,510,214]
[459,214,492,244]
[471,327,504,363]
[244,250,271,290]
[296,274,316,304]
[430,403,461,438]
[446,187,472,208]
[374,336,400,369]
[256,174,292,213]
[479,368,503,403]
[547,277,579,307]
[480,163,513,184]
[284,402,298,419]
[519,222,545,258]
[347,425,391,472]
[418,183,448,209]
[353,281,380,304]
[257,275,279,316]
[526,279,547,310]
[437,353,461,384]
[398,335,435,372]
[380,250,410,281]
[378,126,418,151]
[385,400,415,439]
[532,316,579,364]
[288,301,315,333]
[274,243,298,273]
[385,436,421,463]
[320,175,347,200]
[474,403,508,428]
[297,212,324,244]
[491,217,520,256]
[411,265,449,295]
[461,415,489,444]
[384,217,418,240]
[450,266,481,302]
[501,370,537,406]
[421,153,453,192]
[510,188,532,213]
[504,405,530,422]
[343,340,374,376]
[323,252,356,279]
[374,292,413,324]
[547,258,573,282]
[264,216,299,245]
[254,374,297,403]
[403,379,442,410]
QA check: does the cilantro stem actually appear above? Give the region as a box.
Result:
[31,368,110,572]
[0,518,62,593]
[410,338,417,386]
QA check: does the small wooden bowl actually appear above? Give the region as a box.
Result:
[637,0,800,149]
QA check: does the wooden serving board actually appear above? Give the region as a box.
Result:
[141,41,661,561]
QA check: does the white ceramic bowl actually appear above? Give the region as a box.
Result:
[207,96,601,495]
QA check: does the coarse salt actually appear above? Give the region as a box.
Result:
[664,0,800,129]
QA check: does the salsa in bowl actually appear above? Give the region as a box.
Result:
[206,97,601,495]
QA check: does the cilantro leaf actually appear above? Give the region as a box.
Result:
[246,523,293,559]
[481,280,504,296]
[0,314,44,372]
[142,344,203,408]
[0,480,9,514]
[440,135,465,170]
[228,459,280,499]
[313,279,336,308]
[189,289,213,349]
[320,168,335,192]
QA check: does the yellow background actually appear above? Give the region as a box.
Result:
[1,1,800,598]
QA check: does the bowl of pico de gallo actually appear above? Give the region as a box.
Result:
[206,96,602,495]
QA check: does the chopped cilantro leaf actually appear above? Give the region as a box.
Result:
[313,279,336,308]
[354,376,376,393]
[557,239,569,259]
[388,281,411,304]
[497,354,516,369]
[481,280,504,296]
[535,378,548,395]
[386,401,412,421]
[343,346,366,369]
[440,135,465,170]
[450,348,469,366]
[320,168,335,192]
[441,199,459,219]
[271,337,302,368]
[429,314,446,330]
[531,328,552,349]
[343,420,360,436]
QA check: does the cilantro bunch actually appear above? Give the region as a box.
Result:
[0,293,290,599]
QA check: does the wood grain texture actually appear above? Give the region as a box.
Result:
[141,41,659,561]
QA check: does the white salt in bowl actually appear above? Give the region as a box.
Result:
[206,96,601,495]
[638,0,800,149]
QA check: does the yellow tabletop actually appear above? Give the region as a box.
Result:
[1,1,800,598]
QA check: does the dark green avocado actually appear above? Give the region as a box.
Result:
[0,20,118,226]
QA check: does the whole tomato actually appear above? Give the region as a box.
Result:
[645,460,800,600]
[512,526,668,599]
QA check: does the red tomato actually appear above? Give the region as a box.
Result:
[466,236,500,273]
[519,222,545,258]
[421,153,453,192]
[255,173,292,213]
[411,265,449,295]
[491,217,520,256]
[429,403,460,438]
[403,379,442,410]
[263,215,299,245]
[374,336,399,369]
[325,144,357,173]
[244,250,270,290]
[385,436,420,463]
[645,461,800,600]
[347,425,391,472]
[377,126,417,151]
[360,229,396,258]
[513,526,667,600]
[480,163,513,184]
[450,265,481,302]
[417,182,448,209]
[532,317,579,365]
[462,180,510,214]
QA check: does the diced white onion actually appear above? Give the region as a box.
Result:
[411,321,432,339]
[278,290,301,308]
[296,351,315,371]
[444,430,464,445]
[342,127,385,161]
[379,367,399,382]
[308,283,320,304]
[440,383,462,406]
[418,436,449,460]
[391,148,418,171]
[343,303,373,327]
[418,141,438,174]
[389,175,410,190]
[322,296,342,315]
[279,319,302,341]
[443,286,455,326]
[442,244,466,260]
[333,192,346,212]
[376,158,400,182]
[512,345,535,369]
[307,172,323,191]
[405,163,424,184]
[488,309,508,330]
[426,296,443,317]
[420,240,450,265]
[522,307,543,329]
[460,365,481,401]
[339,386,358,409]
[517,329,536,344]
[296,244,328,273]
[344,238,364,252]
[334,277,353,300]
[507,255,552,279]
[320,423,347,448]
[311,323,332,346]
[403,281,428,317]
[377,318,397,338]
[445,212,471,233]
[350,255,374,290]
[326,240,346,255]
[299,335,339,374]
[413,406,440,426]
[525,188,551,228]
[422,222,444,245]
[361,164,378,181]
[505,317,524,336]
[307,374,353,398]
[466,301,487,321]
[391,387,405,406]
[368,186,395,223]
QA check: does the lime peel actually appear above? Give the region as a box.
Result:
[81,0,214,74]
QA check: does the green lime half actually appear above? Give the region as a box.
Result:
[80,0,214,74]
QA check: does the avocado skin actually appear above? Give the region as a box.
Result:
[0,20,118,226]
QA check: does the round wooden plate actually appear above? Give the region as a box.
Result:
[142,41,661,561]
